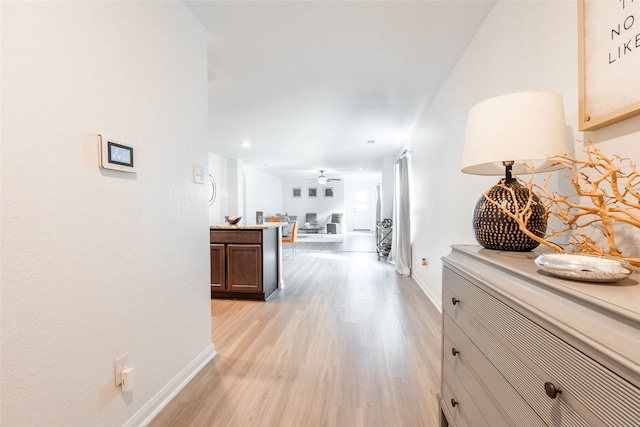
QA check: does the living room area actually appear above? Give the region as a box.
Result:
[266,177,347,246]
[208,152,387,250]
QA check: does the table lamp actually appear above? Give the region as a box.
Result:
[462,91,568,251]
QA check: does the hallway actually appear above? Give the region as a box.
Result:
[150,237,442,426]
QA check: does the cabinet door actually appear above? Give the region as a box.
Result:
[210,244,225,289]
[226,244,262,292]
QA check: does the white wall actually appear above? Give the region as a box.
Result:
[226,159,244,220]
[282,179,346,226]
[381,155,395,221]
[207,157,284,225]
[1,3,214,426]
[407,0,640,308]
[243,166,284,223]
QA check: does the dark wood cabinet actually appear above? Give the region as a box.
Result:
[226,244,261,292]
[210,227,278,300]
[209,244,225,289]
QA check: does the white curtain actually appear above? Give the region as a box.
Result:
[375,183,382,224]
[388,155,411,276]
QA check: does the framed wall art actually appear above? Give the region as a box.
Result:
[308,187,318,198]
[292,187,302,198]
[578,0,640,130]
[323,187,334,198]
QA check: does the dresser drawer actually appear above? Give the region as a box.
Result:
[210,229,262,244]
[441,371,475,427]
[444,284,590,426]
[444,267,640,427]
[442,329,511,427]
[444,314,544,426]
[441,381,467,427]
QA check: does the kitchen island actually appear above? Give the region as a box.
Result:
[210,223,285,300]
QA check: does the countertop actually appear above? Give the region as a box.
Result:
[210,223,285,230]
[446,244,639,318]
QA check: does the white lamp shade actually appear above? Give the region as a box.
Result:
[462,91,569,176]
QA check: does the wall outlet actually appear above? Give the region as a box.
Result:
[114,353,129,387]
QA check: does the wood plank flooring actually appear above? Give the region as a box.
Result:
[149,233,442,426]
[291,230,378,254]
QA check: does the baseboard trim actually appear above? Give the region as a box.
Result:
[411,274,442,313]
[124,343,217,427]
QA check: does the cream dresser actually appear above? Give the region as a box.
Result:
[440,245,640,427]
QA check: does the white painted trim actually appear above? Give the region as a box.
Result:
[411,274,442,313]
[125,343,217,427]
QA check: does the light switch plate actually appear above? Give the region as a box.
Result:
[193,165,205,184]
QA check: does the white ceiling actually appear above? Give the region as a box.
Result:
[185,1,496,182]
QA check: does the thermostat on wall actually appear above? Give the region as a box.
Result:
[99,134,137,173]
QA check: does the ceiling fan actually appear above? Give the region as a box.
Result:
[310,170,341,184]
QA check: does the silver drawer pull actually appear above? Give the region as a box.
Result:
[451,297,460,305]
[544,382,562,399]
[451,348,460,356]
[450,398,458,407]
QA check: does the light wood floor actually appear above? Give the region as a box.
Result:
[290,231,379,255]
[149,233,442,426]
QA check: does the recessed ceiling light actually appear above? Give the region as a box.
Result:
[242,141,250,147]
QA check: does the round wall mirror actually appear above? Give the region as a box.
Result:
[208,174,216,206]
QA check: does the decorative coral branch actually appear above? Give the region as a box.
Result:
[495,140,640,266]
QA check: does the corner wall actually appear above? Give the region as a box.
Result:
[207,157,284,226]
[243,166,284,224]
[407,0,640,308]
[1,2,213,426]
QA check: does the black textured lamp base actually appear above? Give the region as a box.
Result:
[473,179,546,252]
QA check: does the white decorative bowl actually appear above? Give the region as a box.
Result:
[224,216,242,225]
[534,253,634,282]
